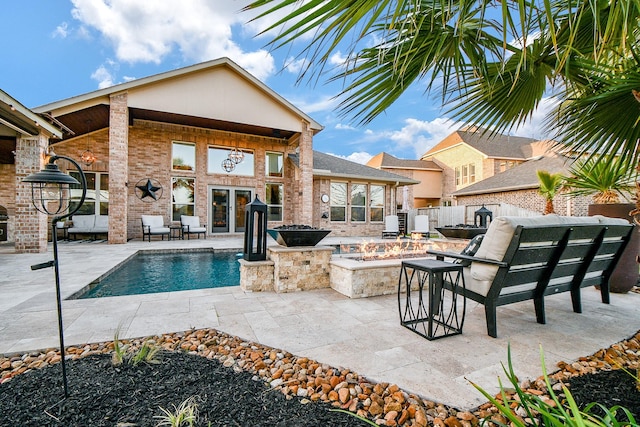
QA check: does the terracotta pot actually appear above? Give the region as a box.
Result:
[588,203,639,293]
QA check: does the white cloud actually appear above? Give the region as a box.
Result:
[70,0,276,80]
[367,117,460,158]
[292,95,338,114]
[52,22,69,38]
[335,123,357,131]
[91,65,115,88]
[327,151,373,164]
[284,56,308,74]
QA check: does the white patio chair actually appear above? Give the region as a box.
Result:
[382,215,400,238]
[411,215,429,238]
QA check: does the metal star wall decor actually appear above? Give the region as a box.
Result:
[135,178,163,201]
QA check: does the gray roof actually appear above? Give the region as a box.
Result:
[426,128,538,160]
[376,152,442,170]
[289,151,419,185]
[453,154,574,196]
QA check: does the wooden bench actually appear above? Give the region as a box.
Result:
[428,215,633,337]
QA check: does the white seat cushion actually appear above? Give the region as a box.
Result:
[412,215,429,233]
[149,227,170,234]
[71,215,95,230]
[141,215,164,228]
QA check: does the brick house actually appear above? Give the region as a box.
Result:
[366,152,442,209]
[2,58,416,253]
[451,152,592,216]
[421,126,551,204]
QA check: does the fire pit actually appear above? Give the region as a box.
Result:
[267,225,331,247]
[435,225,486,239]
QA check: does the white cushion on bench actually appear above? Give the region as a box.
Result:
[94,215,109,232]
[68,215,95,233]
[470,215,602,288]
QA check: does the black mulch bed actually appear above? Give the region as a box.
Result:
[0,351,371,427]
[569,369,640,422]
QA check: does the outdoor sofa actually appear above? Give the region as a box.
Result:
[428,215,633,337]
[67,214,109,240]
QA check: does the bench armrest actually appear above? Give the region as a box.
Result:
[426,250,508,267]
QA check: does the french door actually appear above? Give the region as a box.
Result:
[210,187,253,233]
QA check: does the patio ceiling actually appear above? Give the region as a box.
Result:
[48,104,298,145]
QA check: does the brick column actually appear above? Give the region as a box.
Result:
[14,135,48,253]
[108,92,129,244]
[298,120,313,225]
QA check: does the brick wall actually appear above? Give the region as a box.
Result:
[0,164,16,242]
[14,135,48,253]
[109,92,129,244]
[455,189,592,216]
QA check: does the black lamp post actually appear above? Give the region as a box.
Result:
[22,155,87,398]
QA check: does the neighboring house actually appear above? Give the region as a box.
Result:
[421,126,551,204]
[2,58,416,253]
[290,151,418,237]
[367,152,442,209]
[452,152,591,216]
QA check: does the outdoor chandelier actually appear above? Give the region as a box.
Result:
[228,147,244,164]
[221,157,235,173]
[80,120,96,166]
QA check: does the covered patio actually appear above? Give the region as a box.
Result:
[1,236,638,410]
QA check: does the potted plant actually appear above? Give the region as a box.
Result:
[564,155,639,293]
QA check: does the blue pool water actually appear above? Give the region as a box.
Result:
[74,251,241,299]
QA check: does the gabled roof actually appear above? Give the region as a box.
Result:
[33,58,323,136]
[453,153,573,196]
[289,151,419,185]
[0,89,61,137]
[424,127,538,160]
[368,152,442,171]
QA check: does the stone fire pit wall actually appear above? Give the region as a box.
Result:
[239,245,333,293]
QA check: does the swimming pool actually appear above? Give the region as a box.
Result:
[72,251,241,299]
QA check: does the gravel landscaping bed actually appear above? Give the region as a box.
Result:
[1,328,640,426]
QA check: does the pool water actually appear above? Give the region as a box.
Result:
[73,251,241,299]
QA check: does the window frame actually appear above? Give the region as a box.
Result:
[350,183,367,223]
[172,141,196,172]
[70,171,109,216]
[265,182,284,221]
[265,151,284,178]
[330,182,347,222]
[369,184,385,222]
[207,146,254,176]
[171,177,196,221]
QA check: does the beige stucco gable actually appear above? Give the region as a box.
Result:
[127,66,303,132]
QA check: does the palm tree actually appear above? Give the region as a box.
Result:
[564,156,637,204]
[244,0,640,213]
[536,170,564,215]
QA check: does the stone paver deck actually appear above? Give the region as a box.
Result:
[1,236,639,410]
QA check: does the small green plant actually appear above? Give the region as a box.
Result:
[130,340,161,366]
[155,396,199,427]
[111,330,160,366]
[470,345,639,426]
[111,329,129,366]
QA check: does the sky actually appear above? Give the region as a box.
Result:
[1,1,552,164]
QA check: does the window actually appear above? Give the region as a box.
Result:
[351,184,366,222]
[330,182,347,222]
[266,152,283,177]
[456,163,476,186]
[370,185,384,222]
[69,171,109,215]
[172,177,195,221]
[266,183,283,221]
[172,142,195,171]
[208,147,254,176]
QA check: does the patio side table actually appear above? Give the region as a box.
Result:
[169,225,183,240]
[398,259,466,340]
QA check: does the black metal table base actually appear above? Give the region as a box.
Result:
[398,259,465,340]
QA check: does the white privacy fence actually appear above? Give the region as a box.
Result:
[407,203,540,233]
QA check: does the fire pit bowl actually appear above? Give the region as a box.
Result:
[435,225,487,239]
[267,225,331,247]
